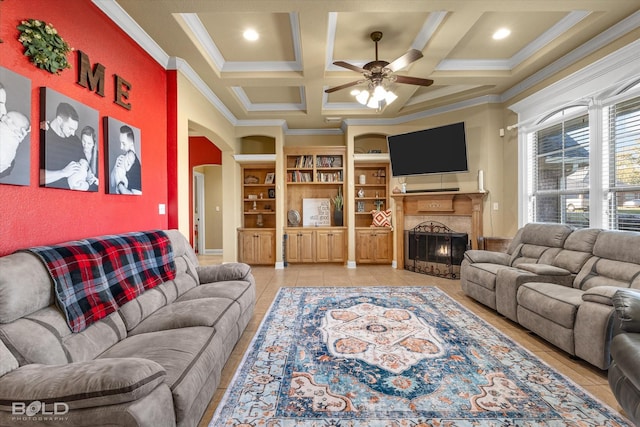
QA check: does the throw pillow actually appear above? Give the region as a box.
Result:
[371,209,392,227]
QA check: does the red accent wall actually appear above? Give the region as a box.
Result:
[0,1,170,255]
[188,136,222,244]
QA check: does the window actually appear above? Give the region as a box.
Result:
[605,95,640,231]
[513,41,640,231]
[529,108,590,228]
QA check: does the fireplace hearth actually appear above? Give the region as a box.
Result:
[405,221,469,279]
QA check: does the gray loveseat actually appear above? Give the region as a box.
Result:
[461,222,640,370]
[0,229,255,427]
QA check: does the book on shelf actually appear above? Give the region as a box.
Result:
[316,171,343,182]
[294,155,313,168]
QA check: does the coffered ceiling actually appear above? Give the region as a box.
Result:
[95,0,639,131]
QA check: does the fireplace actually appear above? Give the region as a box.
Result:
[405,221,468,279]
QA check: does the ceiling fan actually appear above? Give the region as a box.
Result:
[325,31,434,99]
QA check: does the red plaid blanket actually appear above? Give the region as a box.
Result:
[26,230,176,332]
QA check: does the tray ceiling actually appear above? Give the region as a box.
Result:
[97,0,639,130]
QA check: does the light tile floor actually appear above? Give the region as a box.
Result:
[196,256,626,426]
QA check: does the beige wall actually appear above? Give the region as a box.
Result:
[176,71,239,262]
[203,165,223,250]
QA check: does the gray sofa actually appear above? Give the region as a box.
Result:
[0,229,256,427]
[461,223,640,370]
[609,288,640,425]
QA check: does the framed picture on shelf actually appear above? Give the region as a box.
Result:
[264,172,275,184]
[268,188,275,198]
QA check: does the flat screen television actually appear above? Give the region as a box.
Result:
[387,122,468,177]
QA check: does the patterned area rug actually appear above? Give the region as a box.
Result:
[210,287,630,426]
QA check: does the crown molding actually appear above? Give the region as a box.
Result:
[92,0,170,67]
[232,87,306,112]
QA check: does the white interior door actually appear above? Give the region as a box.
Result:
[193,171,205,255]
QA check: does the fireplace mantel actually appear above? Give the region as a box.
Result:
[391,191,487,269]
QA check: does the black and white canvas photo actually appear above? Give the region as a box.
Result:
[0,67,31,186]
[40,87,99,191]
[105,117,142,195]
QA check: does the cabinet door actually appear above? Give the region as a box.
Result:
[238,231,257,264]
[286,230,313,263]
[372,229,392,263]
[329,229,345,262]
[356,230,374,263]
[257,230,275,264]
[316,230,345,262]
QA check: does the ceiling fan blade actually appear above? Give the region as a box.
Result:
[394,75,434,87]
[333,61,366,73]
[386,49,423,72]
[324,80,362,93]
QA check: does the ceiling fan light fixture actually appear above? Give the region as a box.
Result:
[366,97,379,109]
[384,90,398,105]
[355,90,370,105]
[373,85,387,102]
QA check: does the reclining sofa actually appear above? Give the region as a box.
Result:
[461,222,640,370]
[609,288,640,425]
[0,229,256,427]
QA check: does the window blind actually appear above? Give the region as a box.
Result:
[606,96,640,231]
[530,112,590,228]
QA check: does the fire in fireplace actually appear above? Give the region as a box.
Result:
[405,221,468,278]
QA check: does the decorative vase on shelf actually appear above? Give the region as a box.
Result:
[333,210,343,227]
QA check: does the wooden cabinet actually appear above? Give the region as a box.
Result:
[286,229,314,263]
[285,228,345,263]
[238,162,276,264]
[356,229,392,264]
[354,159,392,264]
[238,229,275,265]
[315,229,345,262]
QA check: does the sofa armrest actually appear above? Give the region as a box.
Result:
[517,263,571,276]
[581,286,626,306]
[196,262,252,284]
[0,357,165,411]
[464,249,511,265]
[612,288,640,333]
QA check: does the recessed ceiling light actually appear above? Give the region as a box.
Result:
[243,29,259,41]
[492,28,511,40]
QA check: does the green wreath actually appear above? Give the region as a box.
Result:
[17,19,73,74]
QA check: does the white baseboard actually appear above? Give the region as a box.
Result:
[392,260,397,269]
[347,260,357,269]
[203,249,222,255]
[275,261,285,269]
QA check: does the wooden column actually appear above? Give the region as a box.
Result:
[391,191,487,270]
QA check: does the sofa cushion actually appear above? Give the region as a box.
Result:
[593,230,640,264]
[563,228,601,252]
[0,357,165,410]
[517,263,571,276]
[511,245,561,266]
[458,263,513,291]
[0,307,127,365]
[613,289,640,333]
[520,223,573,247]
[196,263,252,285]
[552,250,593,274]
[0,340,18,377]
[611,333,640,392]
[178,279,255,311]
[517,282,584,329]
[128,297,241,336]
[98,326,226,424]
[576,257,640,291]
[0,252,53,324]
